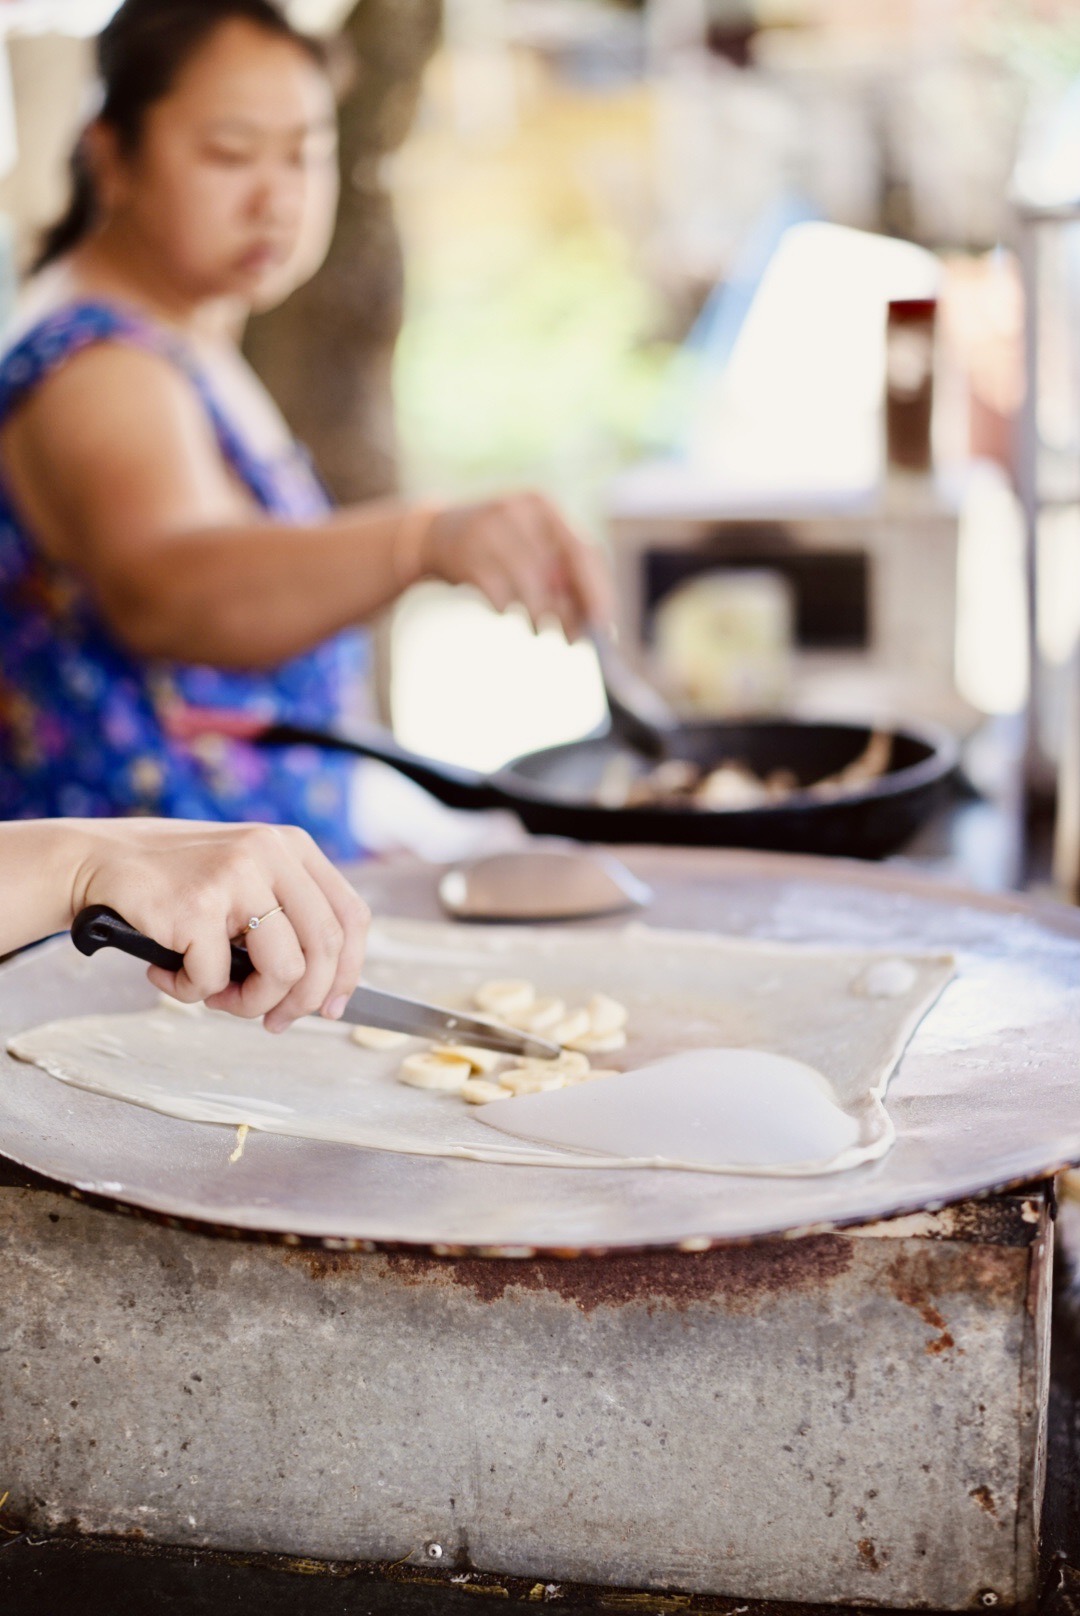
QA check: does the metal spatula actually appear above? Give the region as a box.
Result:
[70,905,560,1059]
[590,628,681,760]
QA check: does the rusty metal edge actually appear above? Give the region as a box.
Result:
[0,1151,1058,1260]
[1014,1202,1056,1612]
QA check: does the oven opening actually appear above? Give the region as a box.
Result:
[643,546,870,651]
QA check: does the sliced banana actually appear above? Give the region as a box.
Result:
[461,1078,513,1104]
[351,1024,411,1051]
[474,979,535,1018]
[500,1068,570,1096]
[507,996,566,1033]
[548,1009,591,1046]
[585,993,628,1037]
[566,1029,628,1055]
[432,1043,503,1075]
[512,1049,591,1079]
[565,1067,621,1083]
[384,977,632,1104]
[398,1051,473,1092]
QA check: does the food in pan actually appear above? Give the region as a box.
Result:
[596,731,893,811]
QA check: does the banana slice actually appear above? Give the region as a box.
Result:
[511,1049,591,1079]
[398,1051,473,1092]
[474,979,535,1018]
[507,996,566,1033]
[461,1078,513,1104]
[565,1067,621,1083]
[352,1025,411,1051]
[566,1029,628,1055]
[432,1043,504,1075]
[548,1009,592,1046]
[500,1068,570,1096]
[586,993,628,1037]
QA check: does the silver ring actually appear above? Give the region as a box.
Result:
[244,905,284,933]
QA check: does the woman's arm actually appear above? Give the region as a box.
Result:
[0,818,370,1033]
[0,344,611,668]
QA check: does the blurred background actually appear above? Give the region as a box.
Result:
[1,0,1079,887]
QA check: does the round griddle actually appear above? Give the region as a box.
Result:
[0,849,1077,1255]
[257,717,957,859]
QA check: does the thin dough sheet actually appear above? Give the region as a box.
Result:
[6,920,955,1177]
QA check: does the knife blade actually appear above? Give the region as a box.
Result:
[70,905,561,1061]
[333,983,559,1058]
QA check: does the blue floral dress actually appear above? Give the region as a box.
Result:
[0,301,366,858]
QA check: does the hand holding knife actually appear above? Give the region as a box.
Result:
[70,905,561,1061]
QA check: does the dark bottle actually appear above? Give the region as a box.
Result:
[885,298,936,473]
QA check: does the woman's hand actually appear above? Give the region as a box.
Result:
[423,492,614,642]
[66,819,369,1033]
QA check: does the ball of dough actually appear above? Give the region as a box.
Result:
[851,959,919,1000]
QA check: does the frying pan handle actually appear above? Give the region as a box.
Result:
[254,722,507,812]
[71,904,255,983]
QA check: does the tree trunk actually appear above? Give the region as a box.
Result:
[244,0,442,504]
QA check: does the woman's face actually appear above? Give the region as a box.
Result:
[100,18,339,309]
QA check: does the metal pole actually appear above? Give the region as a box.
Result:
[1015,208,1041,805]
[1014,200,1080,884]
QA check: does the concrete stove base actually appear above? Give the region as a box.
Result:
[0,1181,1051,1610]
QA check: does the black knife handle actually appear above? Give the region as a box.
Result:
[71,904,255,984]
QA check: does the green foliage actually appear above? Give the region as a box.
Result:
[394,228,673,531]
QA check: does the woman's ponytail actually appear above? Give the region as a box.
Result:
[32,139,97,272]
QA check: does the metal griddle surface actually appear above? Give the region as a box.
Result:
[1,849,1078,1253]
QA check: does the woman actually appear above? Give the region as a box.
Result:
[0,0,611,857]
[0,816,369,1034]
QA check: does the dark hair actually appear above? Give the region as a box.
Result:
[35,0,326,271]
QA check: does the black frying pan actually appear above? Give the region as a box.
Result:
[255,716,959,860]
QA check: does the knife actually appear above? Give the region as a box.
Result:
[70,905,561,1060]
